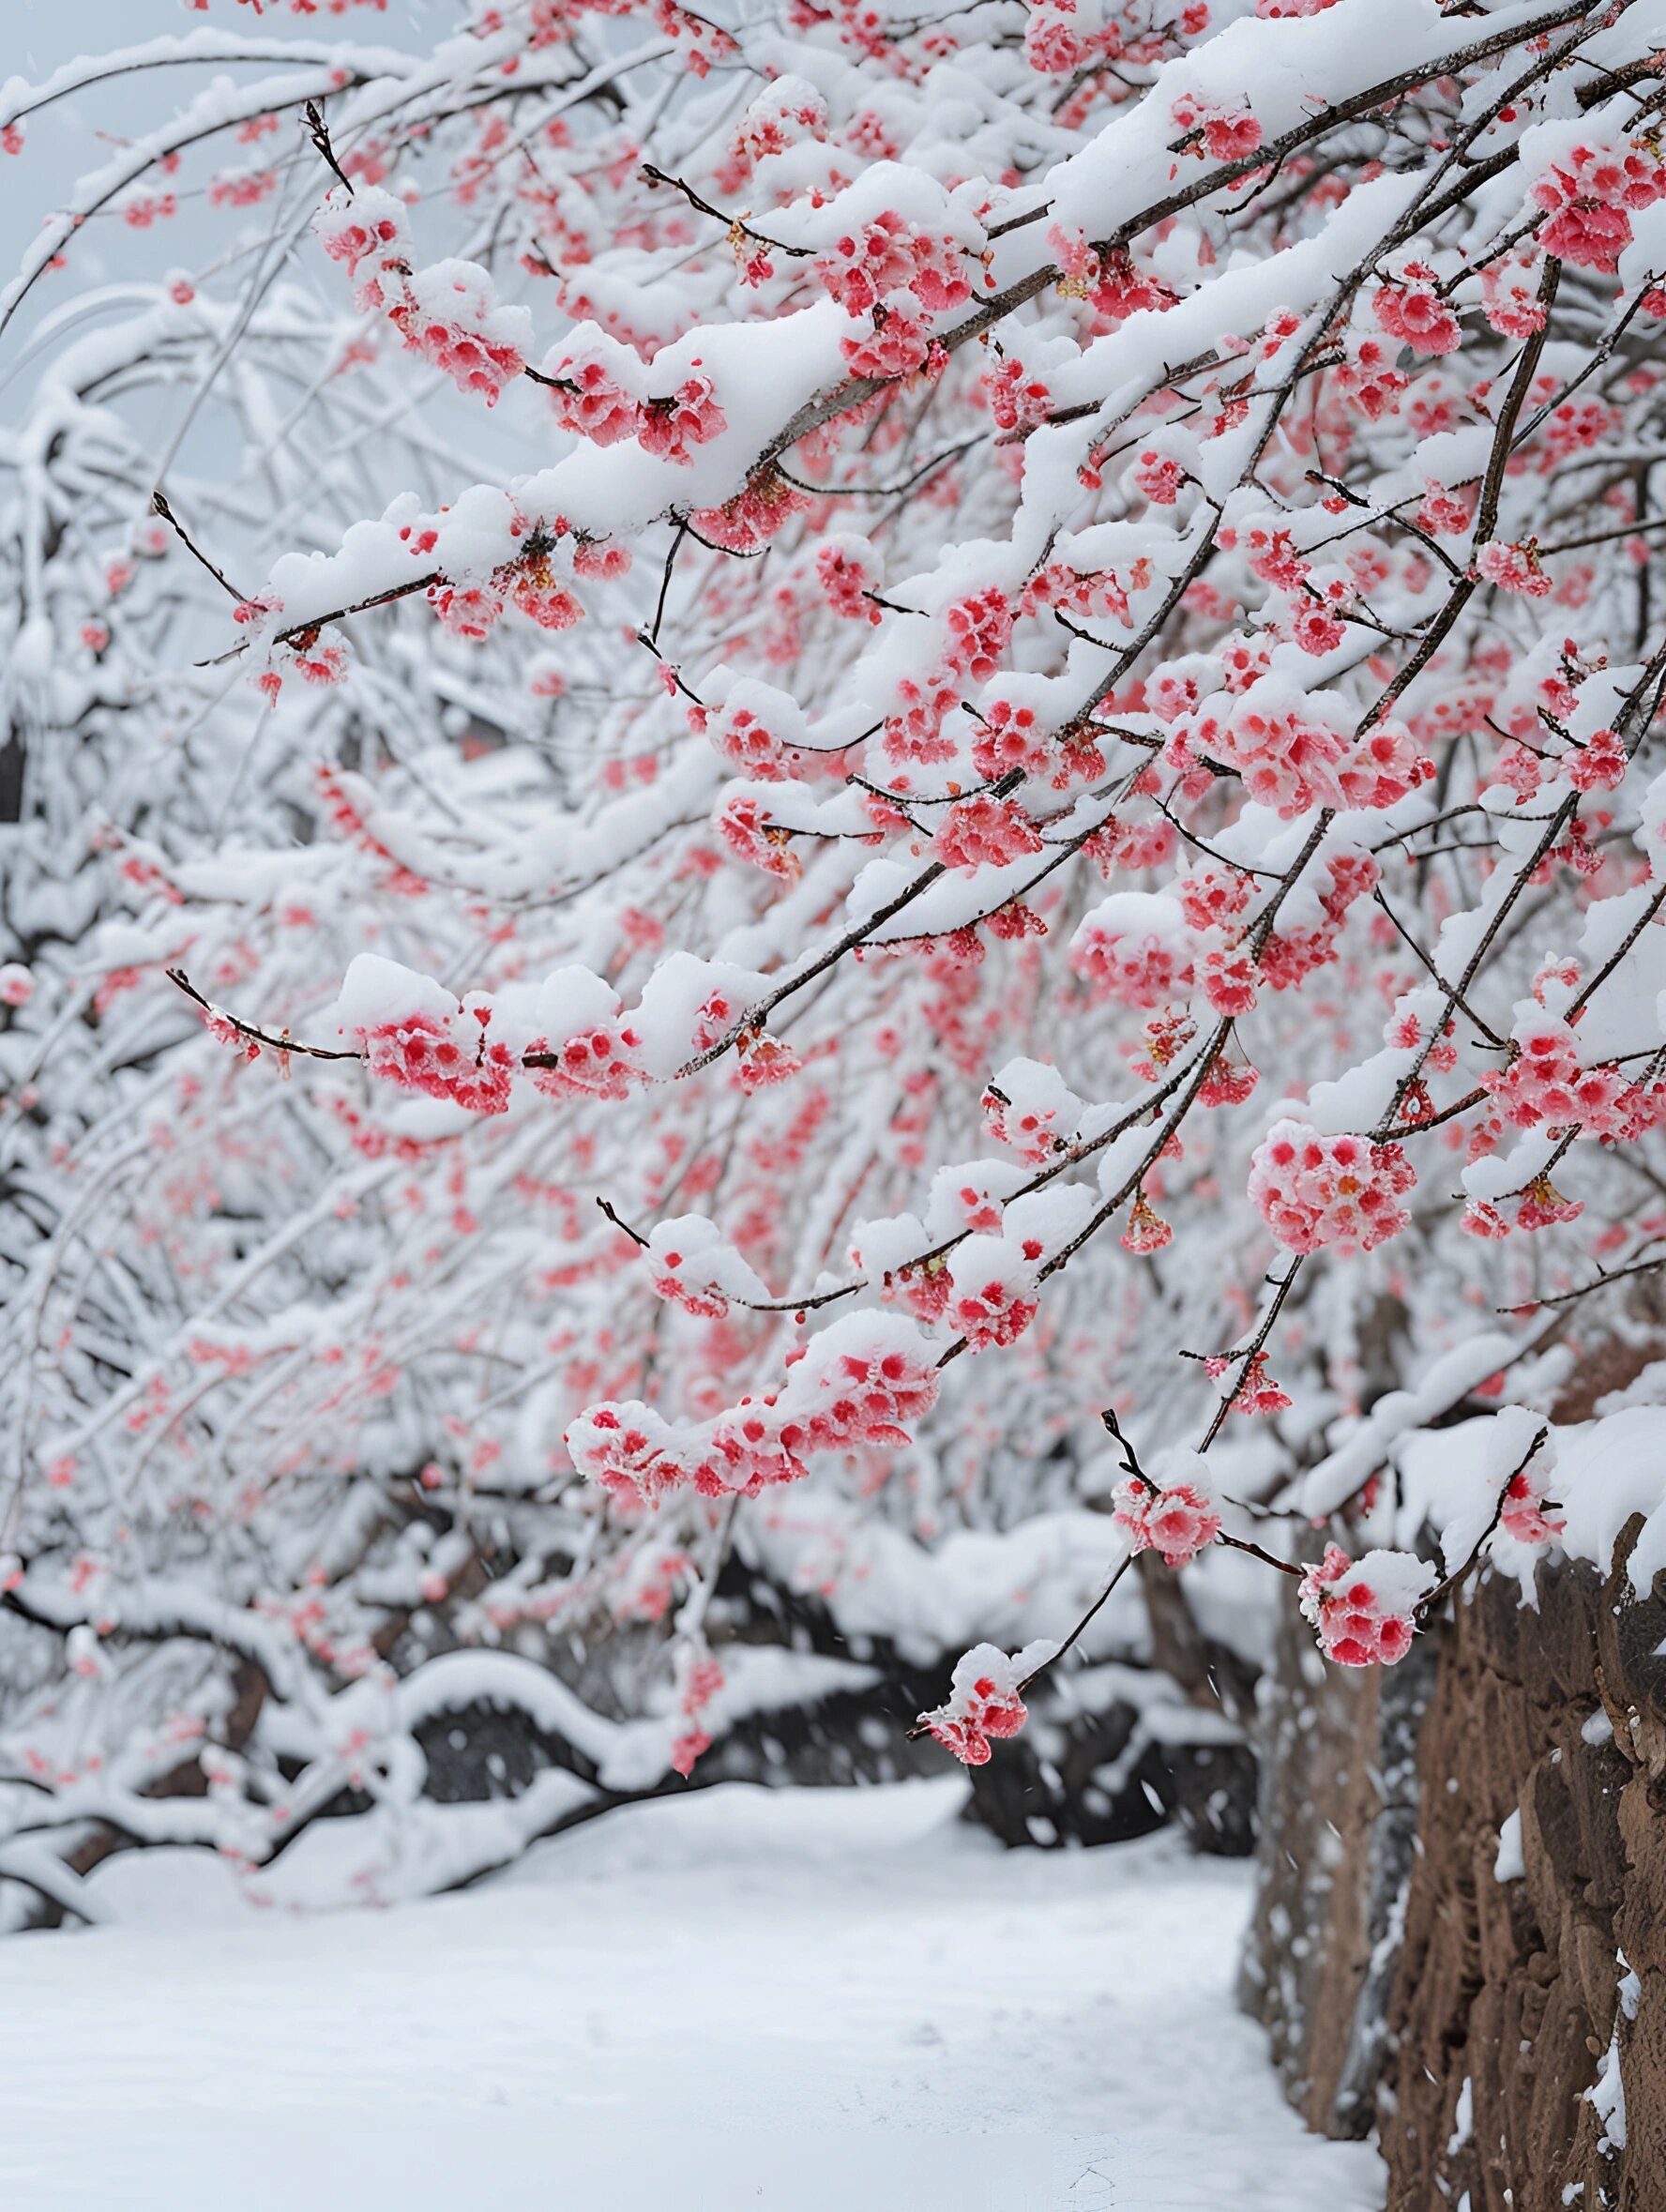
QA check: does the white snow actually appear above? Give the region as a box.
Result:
[1493,1810,1525,1884]
[0,1780,1384,2212]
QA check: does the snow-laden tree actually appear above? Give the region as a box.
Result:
[5,0,1666,1921]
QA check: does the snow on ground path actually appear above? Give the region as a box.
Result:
[0,1779,1384,2212]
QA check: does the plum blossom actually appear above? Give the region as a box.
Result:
[716,793,800,880]
[1476,540,1552,598]
[21,0,1666,1898]
[1191,687,1431,817]
[982,1059,1083,1159]
[1208,1351,1292,1416]
[1371,262,1460,357]
[1113,1476,1221,1567]
[529,1018,644,1101]
[946,1237,1040,1350]
[916,1641,1055,1765]
[931,795,1042,871]
[1483,1016,1632,1139]
[1070,893,1194,1008]
[1500,1463,1564,1547]
[1481,254,1547,338]
[565,1402,691,1510]
[1298,1546,1436,1667]
[1529,140,1666,275]
[815,538,883,621]
[638,371,727,463]
[812,210,977,318]
[1250,1122,1416,1255]
[386,262,530,405]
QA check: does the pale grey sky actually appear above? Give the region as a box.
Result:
[1,1,437,326]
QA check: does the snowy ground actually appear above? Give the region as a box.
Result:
[0,1779,1384,2212]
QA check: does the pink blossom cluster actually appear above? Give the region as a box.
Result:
[315,193,535,407]
[528,1017,644,1100]
[708,700,793,780]
[985,356,1055,431]
[1206,1351,1292,1416]
[1182,693,1431,817]
[650,0,740,78]
[838,298,937,379]
[716,793,800,880]
[1481,253,1547,338]
[815,539,883,621]
[1112,1477,1221,1567]
[1131,448,1185,504]
[644,1223,739,1319]
[566,1319,941,1512]
[1500,1464,1564,1547]
[931,794,1042,871]
[1482,1017,1634,1138]
[944,587,1016,684]
[1022,1,1118,76]
[916,1641,1051,1765]
[1371,262,1461,357]
[564,1401,689,1512]
[1417,481,1476,538]
[670,1649,724,1778]
[1200,947,1258,1017]
[1568,726,1625,792]
[638,372,727,463]
[386,265,529,406]
[1461,1173,1593,1240]
[812,209,977,318]
[1069,896,1193,1009]
[508,566,585,632]
[716,83,826,192]
[735,1030,802,1092]
[1249,1121,1416,1255]
[430,583,504,640]
[970,696,1052,780]
[1171,95,1264,164]
[1529,139,1666,275]
[1121,1192,1174,1254]
[693,1403,810,1497]
[1297,1545,1434,1667]
[1331,334,1408,420]
[1476,540,1552,598]
[542,341,726,462]
[946,1236,1040,1350]
[981,1060,1082,1160]
[314,189,409,283]
[549,356,642,445]
[357,1009,518,1114]
[690,474,805,553]
[1088,246,1174,325]
[882,664,962,763]
[1175,864,1253,932]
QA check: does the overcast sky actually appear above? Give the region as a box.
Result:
[0,1,437,320]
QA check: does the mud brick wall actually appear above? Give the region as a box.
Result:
[1243,1523,1666,2212]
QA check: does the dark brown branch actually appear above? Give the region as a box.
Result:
[304,98,355,199]
[151,491,246,604]
[1416,1426,1549,1613]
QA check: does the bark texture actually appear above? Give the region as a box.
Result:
[1244,1521,1666,2212]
